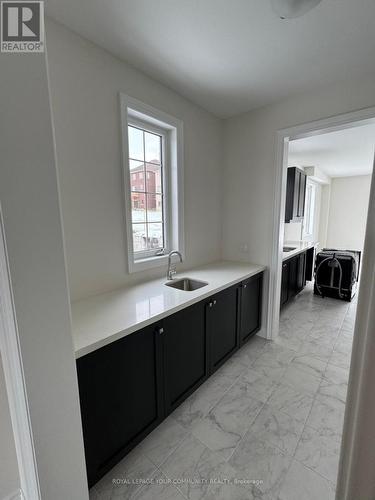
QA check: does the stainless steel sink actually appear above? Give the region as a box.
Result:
[283,246,297,252]
[165,278,208,291]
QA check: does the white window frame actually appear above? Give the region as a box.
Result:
[120,93,184,273]
[303,179,317,240]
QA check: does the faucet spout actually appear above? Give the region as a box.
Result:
[167,251,183,280]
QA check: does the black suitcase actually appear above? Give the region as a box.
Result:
[314,249,361,301]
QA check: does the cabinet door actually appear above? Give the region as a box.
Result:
[76,324,164,487]
[239,273,263,345]
[207,285,239,373]
[296,252,306,293]
[163,301,207,413]
[293,170,301,220]
[298,172,307,218]
[281,261,289,308]
[288,256,298,298]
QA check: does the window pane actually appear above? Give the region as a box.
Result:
[146,163,162,193]
[145,131,161,164]
[147,223,164,249]
[128,126,144,161]
[131,193,146,222]
[147,194,163,222]
[132,223,147,253]
[129,160,145,192]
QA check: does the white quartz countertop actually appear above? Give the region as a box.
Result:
[71,260,266,358]
[282,241,318,261]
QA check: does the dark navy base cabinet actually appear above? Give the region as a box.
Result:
[77,271,264,487]
[77,323,164,487]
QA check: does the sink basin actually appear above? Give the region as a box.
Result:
[165,278,208,291]
[283,246,297,252]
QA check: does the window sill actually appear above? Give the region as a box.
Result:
[129,254,169,274]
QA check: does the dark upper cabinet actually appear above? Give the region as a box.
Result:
[163,301,207,414]
[76,322,164,487]
[239,273,263,345]
[206,285,239,373]
[298,172,307,218]
[285,167,307,222]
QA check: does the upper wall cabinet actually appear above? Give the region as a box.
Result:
[285,167,307,223]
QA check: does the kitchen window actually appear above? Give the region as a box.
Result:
[120,94,184,273]
[303,180,317,239]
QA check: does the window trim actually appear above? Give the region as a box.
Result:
[303,179,317,239]
[120,93,184,273]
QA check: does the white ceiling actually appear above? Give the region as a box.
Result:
[46,0,375,118]
[288,123,375,177]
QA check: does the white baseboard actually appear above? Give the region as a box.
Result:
[2,489,24,500]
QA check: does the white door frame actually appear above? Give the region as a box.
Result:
[0,206,41,500]
[267,105,375,339]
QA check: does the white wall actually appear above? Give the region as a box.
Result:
[0,356,19,499]
[0,51,88,499]
[318,183,331,250]
[222,73,375,328]
[325,175,372,251]
[46,19,224,301]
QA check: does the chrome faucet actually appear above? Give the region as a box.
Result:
[167,250,183,280]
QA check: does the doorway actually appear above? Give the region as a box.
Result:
[267,108,375,495]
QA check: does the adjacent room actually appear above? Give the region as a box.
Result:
[2,2,375,500]
[276,123,374,493]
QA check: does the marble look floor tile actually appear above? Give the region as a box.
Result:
[294,425,342,483]
[266,383,314,423]
[279,316,314,335]
[274,334,304,353]
[278,460,335,500]
[240,367,279,403]
[160,434,226,500]
[231,336,267,368]
[131,472,186,500]
[306,395,345,434]
[250,404,305,456]
[318,378,348,404]
[137,416,189,467]
[290,353,327,379]
[228,431,291,498]
[252,344,295,380]
[95,446,156,500]
[323,363,349,385]
[334,337,353,355]
[172,371,234,428]
[281,364,322,396]
[192,380,264,460]
[297,338,334,361]
[341,315,356,332]
[307,326,340,343]
[329,349,351,370]
[215,356,247,382]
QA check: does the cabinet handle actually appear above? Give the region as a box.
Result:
[213,300,217,305]
[243,284,247,289]
[208,302,213,308]
[158,327,164,335]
